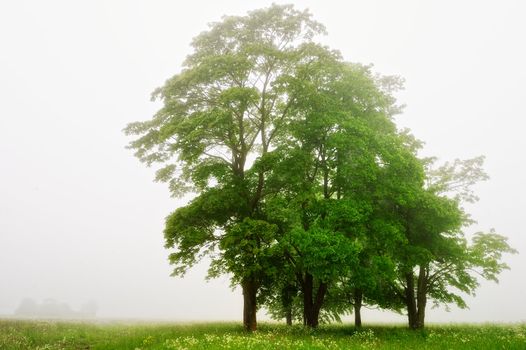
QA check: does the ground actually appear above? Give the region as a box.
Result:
[0,319,525,349]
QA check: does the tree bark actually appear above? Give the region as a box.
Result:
[312,282,327,327]
[242,280,258,331]
[405,272,419,329]
[281,285,295,326]
[302,273,327,328]
[303,273,314,327]
[416,265,427,329]
[354,288,363,328]
[286,309,292,326]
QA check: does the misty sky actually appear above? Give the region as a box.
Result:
[1,0,525,323]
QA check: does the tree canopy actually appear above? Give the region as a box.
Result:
[125,4,516,331]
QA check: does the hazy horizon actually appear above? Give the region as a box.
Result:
[1,0,525,324]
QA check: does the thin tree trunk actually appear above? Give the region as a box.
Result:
[286,309,292,326]
[281,285,294,326]
[405,272,418,329]
[312,282,327,328]
[416,265,427,329]
[354,288,363,328]
[242,280,257,331]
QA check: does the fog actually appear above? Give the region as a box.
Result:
[1,0,524,323]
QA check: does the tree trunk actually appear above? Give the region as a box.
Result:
[354,288,363,328]
[312,282,326,327]
[302,273,327,328]
[416,265,427,329]
[303,273,314,327]
[281,285,295,326]
[405,272,419,329]
[242,280,257,331]
[286,309,292,326]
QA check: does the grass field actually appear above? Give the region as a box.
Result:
[0,319,525,349]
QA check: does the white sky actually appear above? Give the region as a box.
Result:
[1,0,525,324]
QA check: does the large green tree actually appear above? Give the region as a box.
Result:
[125,4,515,331]
[341,131,425,328]
[257,59,418,327]
[125,4,334,331]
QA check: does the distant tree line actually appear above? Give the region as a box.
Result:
[125,4,516,331]
[14,298,97,319]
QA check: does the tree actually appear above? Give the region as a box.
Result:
[340,131,425,328]
[125,4,333,331]
[208,217,283,329]
[256,60,415,327]
[125,4,515,331]
[394,157,517,329]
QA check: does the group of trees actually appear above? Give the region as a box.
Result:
[125,5,515,331]
[15,298,97,319]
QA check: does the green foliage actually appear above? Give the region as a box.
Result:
[426,156,489,203]
[163,186,247,276]
[124,3,516,329]
[469,230,518,282]
[209,218,282,286]
[289,226,361,282]
[391,156,517,327]
[126,5,331,292]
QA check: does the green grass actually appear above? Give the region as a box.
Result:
[0,319,525,349]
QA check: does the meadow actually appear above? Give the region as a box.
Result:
[0,319,525,349]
